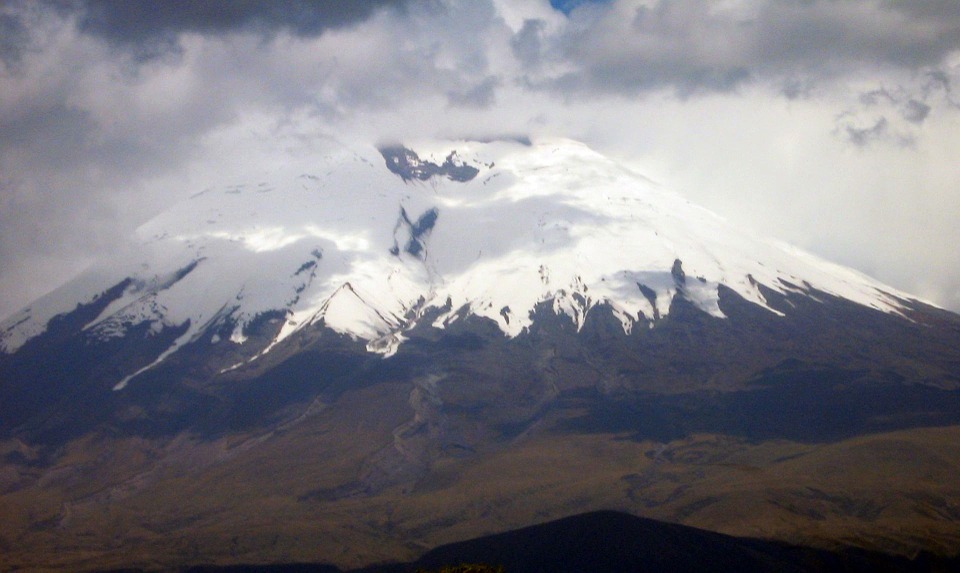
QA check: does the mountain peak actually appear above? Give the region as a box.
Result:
[0,138,923,390]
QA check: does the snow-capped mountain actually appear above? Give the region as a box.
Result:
[0,138,921,393]
[4,139,960,572]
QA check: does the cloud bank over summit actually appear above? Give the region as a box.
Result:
[1,0,959,317]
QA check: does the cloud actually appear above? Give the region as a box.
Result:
[844,116,889,147]
[0,10,28,69]
[447,75,501,108]
[1,0,960,320]
[60,0,411,60]
[903,99,932,124]
[511,18,546,69]
[531,0,960,97]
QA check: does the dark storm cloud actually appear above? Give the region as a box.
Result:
[511,18,545,69]
[447,76,500,108]
[77,0,407,39]
[44,0,408,59]
[888,0,960,23]
[0,10,28,69]
[547,0,754,96]
[750,1,960,71]
[539,0,960,97]
[0,102,93,163]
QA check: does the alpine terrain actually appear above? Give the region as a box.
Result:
[2,138,959,571]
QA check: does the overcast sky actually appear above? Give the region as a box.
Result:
[1,0,959,318]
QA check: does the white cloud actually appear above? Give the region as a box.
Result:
[1,0,959,318]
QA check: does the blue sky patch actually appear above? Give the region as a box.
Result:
[549,0,609,16]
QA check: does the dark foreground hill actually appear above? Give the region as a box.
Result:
[172,511,960,573]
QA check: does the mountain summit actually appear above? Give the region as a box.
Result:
[2,138,959,571]
[0,139,922,386]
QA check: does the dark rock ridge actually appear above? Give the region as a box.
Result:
[379,145,480,182]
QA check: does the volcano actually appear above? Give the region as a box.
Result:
[1,139,959,571]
